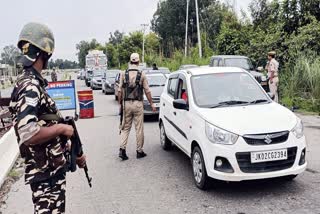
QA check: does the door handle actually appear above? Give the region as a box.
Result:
[173,112,176,116]
[163,103,165,107]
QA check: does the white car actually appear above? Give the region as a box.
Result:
[159,67,307,190]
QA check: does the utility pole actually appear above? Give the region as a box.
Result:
[195,0,202,58]
[185,0,190,57]
[141,24,149,64]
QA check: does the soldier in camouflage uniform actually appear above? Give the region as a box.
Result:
[9,22,86,214]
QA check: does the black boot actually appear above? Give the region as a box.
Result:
[119,148,129,160]
[136,151,147,159]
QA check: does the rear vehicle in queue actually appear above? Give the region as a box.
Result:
[159,66,307,189]
[143,72,167,115]
[209,55,269,92]
[85,70,93,87]
[102,70,120,95]
[90,70,104,90]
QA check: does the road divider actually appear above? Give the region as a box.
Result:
[0,128,19,187]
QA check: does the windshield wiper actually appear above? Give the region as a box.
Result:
[250,99,269,104]
[209,100,249,108]
[149,84,162,87]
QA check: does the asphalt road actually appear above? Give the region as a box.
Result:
[1,77,320,214]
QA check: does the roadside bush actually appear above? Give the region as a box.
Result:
[281,53,320,112]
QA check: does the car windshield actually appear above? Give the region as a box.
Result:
[224,58,253,70]
[93,71,104,77]
[106,71,119,79]
[146,74,166,87]
[191,72,269,108]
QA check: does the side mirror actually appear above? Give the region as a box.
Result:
[173,99,188,110]
[267,92,275,100]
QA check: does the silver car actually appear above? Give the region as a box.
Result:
[102,70,120,95]
[90,70,104,90]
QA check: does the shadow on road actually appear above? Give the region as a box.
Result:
[144,115,159,123]
[162,144,305,197]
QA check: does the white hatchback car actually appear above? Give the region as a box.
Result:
[159,67,307,189]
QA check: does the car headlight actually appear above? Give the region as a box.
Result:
[291,119,304,139]
[205,122,238,145]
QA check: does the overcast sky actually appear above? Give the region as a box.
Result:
[0,0,251,61]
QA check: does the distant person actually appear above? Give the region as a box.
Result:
[152,63,158,70]
[51,67,58,82]
[266,51,279,102]
[118,53,156,160]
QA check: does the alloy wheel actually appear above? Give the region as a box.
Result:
[193,152,203,184]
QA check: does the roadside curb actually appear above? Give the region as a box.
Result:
[0,128,19,188]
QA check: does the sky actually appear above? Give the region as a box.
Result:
[0,0,251,62]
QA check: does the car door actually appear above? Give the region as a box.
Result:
[161,74,179,142]
[171,74,190,152]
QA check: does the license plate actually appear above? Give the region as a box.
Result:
[251,149,287,163]
[154,103,160,107]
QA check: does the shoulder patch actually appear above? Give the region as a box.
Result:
[31,79,40,85]
[25,97,39,107]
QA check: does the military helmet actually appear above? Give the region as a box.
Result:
[18,22,55,54]
[17,22,55,67]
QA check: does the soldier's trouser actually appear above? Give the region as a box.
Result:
[269,77,279,103]
[120,100,144,152]
[30,173,66,214]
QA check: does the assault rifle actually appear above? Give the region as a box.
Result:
[62,116,92,188]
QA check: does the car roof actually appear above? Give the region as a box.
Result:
[172,66,247,77]
[145,72,166,76]
[210,55,249,59]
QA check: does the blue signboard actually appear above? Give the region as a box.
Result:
[47,80,76,110]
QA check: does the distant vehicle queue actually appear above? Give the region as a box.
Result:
[77,54,276,117]
[75,53,305,190]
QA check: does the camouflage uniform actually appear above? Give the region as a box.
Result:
[10,66,67,214]
[51,70,57,82]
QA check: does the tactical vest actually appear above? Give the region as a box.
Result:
[123,69,143,101]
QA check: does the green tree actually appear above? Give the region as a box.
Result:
[0,45,21,66]
[76,39,101,68]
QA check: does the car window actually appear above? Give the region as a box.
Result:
[218,59,223,66]
[177,76,188,102]
[167,78,178,98]
[146,74,166,87]
[224,58,253,70]
[212,59,219,67]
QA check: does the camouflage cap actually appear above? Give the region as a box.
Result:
[18,22,55,54]
[268,51,276,56]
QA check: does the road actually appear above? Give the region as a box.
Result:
[1,77,320,214]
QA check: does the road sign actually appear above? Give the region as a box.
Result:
[47,80,76,110]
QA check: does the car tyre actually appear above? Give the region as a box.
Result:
[192,146,210,190]
[160,122,172,150]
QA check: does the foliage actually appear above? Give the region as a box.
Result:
[76,39,102,68]
[0,45,21,66]
[281,53,320,112]
[49,59,79,69]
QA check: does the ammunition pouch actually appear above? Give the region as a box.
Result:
[123,69,143,101]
